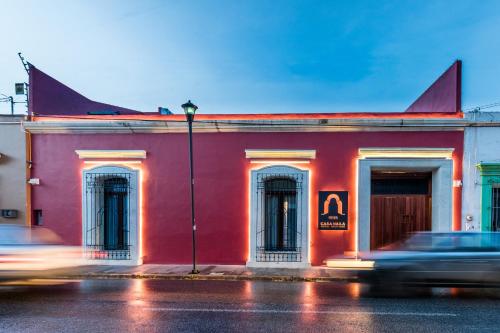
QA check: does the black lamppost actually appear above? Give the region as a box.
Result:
[182,100,199,274]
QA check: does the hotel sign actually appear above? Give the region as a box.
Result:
[318,191,348,230]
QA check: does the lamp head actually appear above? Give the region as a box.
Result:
[181,100,198,116]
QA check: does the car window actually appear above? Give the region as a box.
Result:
[401,233,433,251]
[401,232,500,252]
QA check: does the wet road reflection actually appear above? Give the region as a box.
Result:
[1,279,500,332]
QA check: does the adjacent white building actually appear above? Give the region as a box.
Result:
[462,111,500,231]
[0,115,28,225]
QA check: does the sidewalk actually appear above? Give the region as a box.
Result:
[63,264,359,282]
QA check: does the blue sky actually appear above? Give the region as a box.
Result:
[1,0,500,114]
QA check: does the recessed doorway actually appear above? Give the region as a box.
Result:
[370,171,432,249]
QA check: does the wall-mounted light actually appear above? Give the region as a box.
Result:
[27,178,40,185]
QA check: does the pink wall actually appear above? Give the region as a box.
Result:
[31,130,463,265]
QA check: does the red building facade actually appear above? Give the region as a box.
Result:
[24,62,465,267]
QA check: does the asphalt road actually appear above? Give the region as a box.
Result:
[1,279,500,333]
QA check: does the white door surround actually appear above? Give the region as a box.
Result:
[357,158,453,252]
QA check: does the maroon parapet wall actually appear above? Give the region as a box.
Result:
[405,60,462,113]
[28,65,144,116]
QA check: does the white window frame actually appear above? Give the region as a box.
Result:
[247,165,310,268]
[82,165,141,265]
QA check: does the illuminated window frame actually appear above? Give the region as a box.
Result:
[82,165,141,265]
[247,165,310,268]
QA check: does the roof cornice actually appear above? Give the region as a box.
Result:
[22,117,471,134]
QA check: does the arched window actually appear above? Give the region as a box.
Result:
[264,178,297,251]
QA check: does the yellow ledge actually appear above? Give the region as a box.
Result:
[75,150,147,159]
[358,147,454,159]
[245,149,316,159]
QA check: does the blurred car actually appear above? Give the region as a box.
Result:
[359,232,500,286]
[0,224,84,281]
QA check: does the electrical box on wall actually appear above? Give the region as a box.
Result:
[1,209,18,218]
[15,83,25,95]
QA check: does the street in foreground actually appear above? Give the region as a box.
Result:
[1,279,500,332]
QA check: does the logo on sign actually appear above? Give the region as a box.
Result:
[318,191,348,230]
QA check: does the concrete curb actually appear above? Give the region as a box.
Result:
[57,273,358,283]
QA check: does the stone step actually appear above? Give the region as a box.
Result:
[325,258,374,269]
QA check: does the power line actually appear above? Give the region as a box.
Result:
[463,102,500,112]
[0,94,14,115]
[0,92,25,115]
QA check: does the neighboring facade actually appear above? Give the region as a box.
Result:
[24,62,466,267]
[462,111,500,232]
[0,115,28,225]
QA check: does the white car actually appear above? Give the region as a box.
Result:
[0,224,84,280]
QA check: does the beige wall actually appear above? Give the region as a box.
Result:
[0,115,27,224]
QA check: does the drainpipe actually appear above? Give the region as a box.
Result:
[25,130,32,226]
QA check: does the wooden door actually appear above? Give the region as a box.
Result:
[370,195,431,250]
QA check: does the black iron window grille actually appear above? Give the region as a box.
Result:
[85,172,131,260]
[492,187,500,232]
[256,173,303,262]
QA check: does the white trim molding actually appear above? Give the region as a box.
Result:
[75,150,146,159]
[247,165,310,268]
[359,148,454,159]
[245,149,316,159]
[23,117,467,134]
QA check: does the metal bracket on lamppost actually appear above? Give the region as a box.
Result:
[182,100,200,275]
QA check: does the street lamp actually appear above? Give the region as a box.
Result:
[182,100,199,274]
